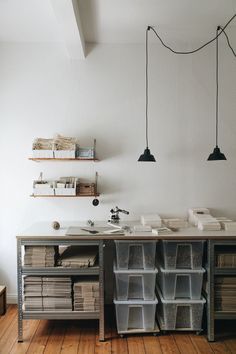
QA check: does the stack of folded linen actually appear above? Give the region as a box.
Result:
[42,277,72,311]
[162,218,188,229]
[54,134,78,151]
[141,214,162,227]
[73,279,99,312]
[188,208,210,226]
[58,246,98,268]
[32,138,54,150]
[24,246,56,267]
[197,215,221,231]
[24,276,43,311]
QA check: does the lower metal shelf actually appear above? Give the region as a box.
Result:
[214,268,236,275]
[21,266,99,276]
[23,310,100,320]
[215,311,236,320]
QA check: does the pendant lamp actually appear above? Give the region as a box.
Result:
[207,27,226,161]
[138,26,156,162]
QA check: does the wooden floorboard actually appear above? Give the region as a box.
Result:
[189,334,214,354]
[60,321,81,354]
[0,305,236,354]
[159,334,180,354]
[111,327,128,354]
[127,335,146,354]
[143,335,163,354]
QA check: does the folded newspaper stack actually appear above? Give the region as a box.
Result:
[58,246,98,268]
[24,246,56,267]
[73,279,99,312]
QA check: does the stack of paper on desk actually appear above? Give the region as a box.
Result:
[219,220,236,231]
[152,227,172,235]
[58,246,98,268]
[24,246,56,267]
[141,214,162,227]
[133,225,152,232]
[188,208,210,225]
[163,218,188,229]
[73,279,99,312]
[197,215,221,231]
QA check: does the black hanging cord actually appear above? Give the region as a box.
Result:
[145,27,150,148]
[219,26,236,57]
[216,27,219,146]
[148,13,236,55]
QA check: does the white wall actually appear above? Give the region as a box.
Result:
[0,39,236,301]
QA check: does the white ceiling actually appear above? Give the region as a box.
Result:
[0,0,235,43]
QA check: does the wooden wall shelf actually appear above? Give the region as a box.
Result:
[30,194,100,198]
[29,158,99,162]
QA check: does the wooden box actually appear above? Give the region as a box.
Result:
[0,286,6,315]
[78,183,96,196]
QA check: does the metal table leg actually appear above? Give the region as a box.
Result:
[99,241,105,341]
[17,239,23,342]
[207,240,215,341]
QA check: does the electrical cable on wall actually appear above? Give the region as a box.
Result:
[148,13,236,57]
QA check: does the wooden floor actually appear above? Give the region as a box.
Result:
[0,305,236,354]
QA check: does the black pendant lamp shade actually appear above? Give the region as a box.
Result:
[138,26,156,162]
[138,148,156,162]
[208,146,226,161]
[207,27,227,161]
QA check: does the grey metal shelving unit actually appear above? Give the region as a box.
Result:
[207,240,236,341]
[17,237,105,342]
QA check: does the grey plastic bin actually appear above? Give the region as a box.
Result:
[114,266,158,300]
[156,286,205,331]
[115,240,156,269]
[160,240,205,269]
[157,266,205,300]
[114,297,158,333]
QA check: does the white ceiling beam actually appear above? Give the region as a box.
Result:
[51,0,86,59]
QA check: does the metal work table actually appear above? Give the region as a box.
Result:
[17,221,236,342]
